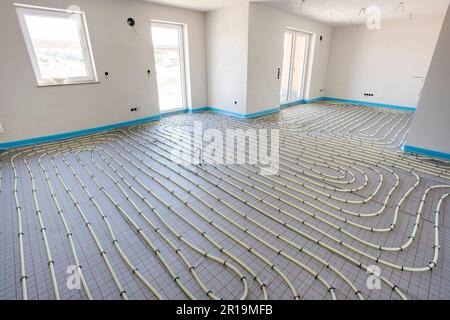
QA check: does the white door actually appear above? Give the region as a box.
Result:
[151,22,187,112]
[280,30,309,104]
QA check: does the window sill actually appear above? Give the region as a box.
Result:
[36,80,100,87]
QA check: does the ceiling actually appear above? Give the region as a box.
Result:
[139,0,240,12]
[260,0,450,26]
[141,0,449,25]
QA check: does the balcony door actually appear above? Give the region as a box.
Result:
[151,22,187,112]
[280,30,310,104]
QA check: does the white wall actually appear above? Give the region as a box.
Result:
[205,1,250,115]
[246,3,332,114]
[406,7,450,154]
[325,18,444,108]
[0,0,207,143]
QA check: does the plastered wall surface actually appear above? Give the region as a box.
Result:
[325,17,444,108]
[406,7,450,154]
[0,0,207,143]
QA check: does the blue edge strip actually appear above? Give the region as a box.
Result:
[1,96,448,160]
[403,145,450,161]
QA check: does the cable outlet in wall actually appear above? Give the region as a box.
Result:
[0,121,4,134]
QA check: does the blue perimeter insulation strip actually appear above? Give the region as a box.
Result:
[0,115,161,149]
[403,145,450,161]
[0,97,422,150]
[321,97,416,112]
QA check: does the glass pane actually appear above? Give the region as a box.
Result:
[152,25,185,111]
[280,32,293,103]
[290,34,308,101]
[24,14,88,80]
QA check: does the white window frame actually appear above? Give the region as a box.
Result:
[281,29,311,104]
[15,3,98,86]
[151,21,188,112]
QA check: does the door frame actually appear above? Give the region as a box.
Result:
[151,20,188,113]
[281,28,311,104]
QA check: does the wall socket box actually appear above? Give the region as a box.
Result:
[0,121,4,134]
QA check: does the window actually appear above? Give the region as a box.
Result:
[15,4,97,86]
[151,22,188,112]
[280,29,310,103]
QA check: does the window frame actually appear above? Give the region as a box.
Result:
[15,3,98,87]
[151,21,189,112]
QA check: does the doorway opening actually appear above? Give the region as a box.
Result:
[151,21,187,112]
[280,29,310,104]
